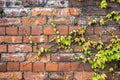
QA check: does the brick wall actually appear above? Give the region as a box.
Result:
[0,0,120,80]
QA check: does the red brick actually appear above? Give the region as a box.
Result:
[88,35,99,42]
[8,44,32,52]
[48,17,72,25]
[94,27,105,34]
[57,26,68,34]
[105,27,120,35]
[18,27,30,35]
[102,35,112,42]
[69,26,80,32]
[31,26,43,35]
[1,53,26,62]
[7,62,19,71]
[72,45,82,52]
[86,26,94,34]
[44,26,55,35]
[56,8,71,17]
[20,62,32,71]
[71,62,84,71]
[31,8,54,16]
[46,63,58,71]
[0,18,21,25]
[0,27,5,35]
[0,45,7,52]
[58,62,71,71]
[0,72,22,80]
[23,35,48,43]
[74,72,94,80]
[33,62,45,72]
[6,27,18,35]
[0,36,22,43]
[22,17,46,26]
[84,63,93,71]
[24,72,48,80]
[27,53,50,62]
[33,44,53,52]
[0,63,6,72]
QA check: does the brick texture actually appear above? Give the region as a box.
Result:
[0,0,119,80]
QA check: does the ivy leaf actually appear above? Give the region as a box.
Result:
[117,0,120,3]
[109,67,114,72]
[100,19,105,25]
[100,0,107,8]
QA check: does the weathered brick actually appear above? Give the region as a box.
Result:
[0,27,5,35]
[46,63,58,71]
[0,36,22,43]
[0,0,5,7]
[33,62,45,72]
[6,27,18,35]
[58,62,71,71]
[24,72,48,80]
[84,63,93,71]
[23,0,38,7]
[86,26,94,34]
[7,62,19,71]
[23,35,47,43]
[52,54,74,62]
[48,17,72,25]
[74,72,94,80]
[114,72,120,80]
[0,45,7,52]
[1,53,26,62]
[0,18,21,25]
[102,35,112,42]
[8,44,32,52]
[56,8,80,17]
[49,72,73,80]
[94,27,105,34]
[20,62,32,71]
[27,53,50,62]
[4,8,30,17]
[70,0,100,7]
[5,0,22,7]
[88,35,99,42]
[31,26,43,35]
[31,8,55,16]
[0,72,22,80]
[95,27,120,35]
[105,27,120,35]
[82,7,107,15]
[22,17,46,26]
[18,27,30,35]
[47,0,69,7]
[0,63,6,72]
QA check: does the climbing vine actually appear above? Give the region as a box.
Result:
[25,0,120,80]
